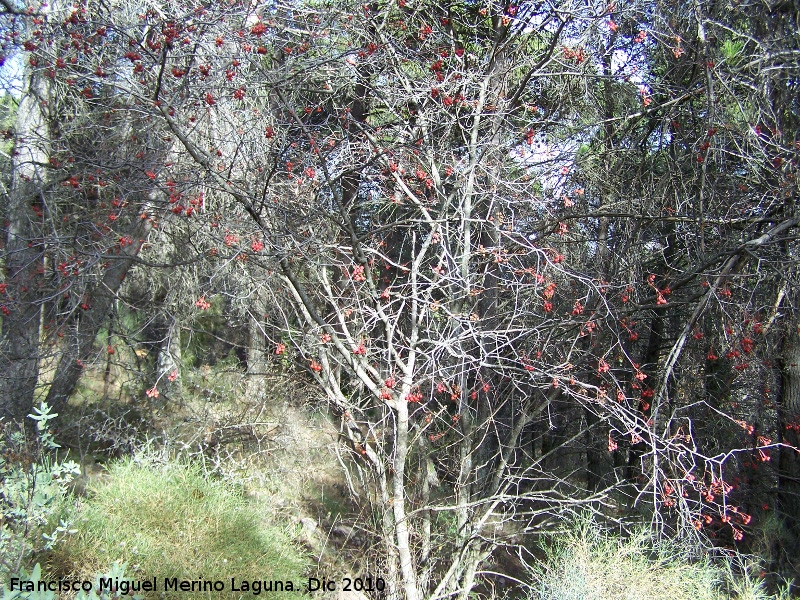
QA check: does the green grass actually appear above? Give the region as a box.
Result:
[530,517,791,600]
[51,457,309,599]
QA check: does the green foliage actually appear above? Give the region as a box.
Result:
[51,456,308,598]
[0,403,80,578]
[530,516,788,600]
[721,38,746,64]
[1,562,142,600]
[0,564,55,600]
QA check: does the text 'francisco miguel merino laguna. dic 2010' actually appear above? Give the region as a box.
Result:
[9,577,312,595]
[9,576,387,595]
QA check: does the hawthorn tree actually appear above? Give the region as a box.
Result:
[2,0,799,594]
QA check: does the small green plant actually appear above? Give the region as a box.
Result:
[0,564,55,600]
[0,403,80,578]
[74,562,144,600]
[721,38,745,63]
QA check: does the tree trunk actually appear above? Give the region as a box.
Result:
[45,218,152,412]
[0,70,51,422]
[777,336,800,570]
[245,297,268,401]
[157,317,182,400]
[392,401,420,600]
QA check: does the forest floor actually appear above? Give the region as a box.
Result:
[51,363,373,598]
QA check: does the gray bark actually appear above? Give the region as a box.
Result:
[157,317,182,399]
[245,296,268,401]
[0,70,51,422]
[778,337,800,566]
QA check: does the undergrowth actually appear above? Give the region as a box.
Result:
[529,516,793,600]
[49,456,309,599]
[1,403,79,580]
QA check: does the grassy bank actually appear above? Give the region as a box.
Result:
[49,457,308,599]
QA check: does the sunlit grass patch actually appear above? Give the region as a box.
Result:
[530,517,790,600]
[51,457,308,599]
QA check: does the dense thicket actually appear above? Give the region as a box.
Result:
[1,0,798,595]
